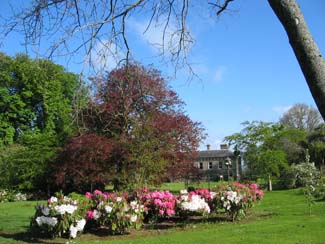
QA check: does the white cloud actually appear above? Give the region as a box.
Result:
[130,20,168,49]
[213,65,227,82]
[128,17,189,56]
[272,105,292,114]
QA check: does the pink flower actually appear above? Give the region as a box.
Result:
[93,190,102,195]
[86,210,94,220]
[250,183,258,190]
[159,209,164,216]
[153,198,162,206]
[166,208,175,216]
[256,189,264,198]
[85,192,93,199]
[234,182,243,188]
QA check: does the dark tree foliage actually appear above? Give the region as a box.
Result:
[52,133,113,193]
[308,124,325,168]
[52,64,205,192]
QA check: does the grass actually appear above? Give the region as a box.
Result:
[0,188,324,244]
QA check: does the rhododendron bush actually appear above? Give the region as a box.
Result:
[211,182,264,221]
[30,192,87,238]
[177,189,212,216]
[139,190,176,222]
[85,190,144,234]
[30,183,264,239]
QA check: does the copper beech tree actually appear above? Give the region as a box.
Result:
[52,64,204,192]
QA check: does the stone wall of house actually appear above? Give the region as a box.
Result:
[195,144,242,181]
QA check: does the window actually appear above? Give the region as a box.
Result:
[218,161,223,169]
[199,162,203,169]
[208,162,213,169]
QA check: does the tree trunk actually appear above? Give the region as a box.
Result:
[268,174,273,191]
[268,0,325,120]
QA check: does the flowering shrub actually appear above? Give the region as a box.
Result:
[177,189,211,217]
[0,189,27,202]
[211,182,264,221]
[249,183,264,201]
[139,190,176,223]
[86,190,144,234]
[29,185,264,239]
[30,192,86,238]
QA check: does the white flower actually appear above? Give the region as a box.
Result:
[54,204,77,215]
[105,205,113,213]
[76,219,86,231]
[130,215,137,222]
[180,189,188,195]
[116,197,122,202]
[49,196,57,203]
[69,225,78,238]
[65,204,77,214]
[36,216,58,227]
[210,191,217,199]
[180,195,189,201]
[63,196,72,202]
[93,209,101,220]
[180,195,210,213]
[130,201,138,209]
[41,206,50,216]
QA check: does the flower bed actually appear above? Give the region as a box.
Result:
[30,182,264,239]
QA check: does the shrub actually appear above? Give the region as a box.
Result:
[290,162,321,188]
[85,190,144,234]
[177,189,211,217]
[0,189,27,202]
[30,192,86,238]
[29,186,265,239]
[210,182,263,221]
[139,190,176,223]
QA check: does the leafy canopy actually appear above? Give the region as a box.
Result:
[53,64,205,192]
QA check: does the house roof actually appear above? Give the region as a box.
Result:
[198,149,234,158]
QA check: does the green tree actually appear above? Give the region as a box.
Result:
[225,121,288,190]
[307,124,325,168]
[257,149,287,191]
[0,53,81,192]
[0,53,79,145]
[274,127,307,166]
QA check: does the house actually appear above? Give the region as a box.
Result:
[195,144,242,181]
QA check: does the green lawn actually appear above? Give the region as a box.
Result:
[0,189,324,244]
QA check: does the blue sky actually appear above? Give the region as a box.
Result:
[1,0,325,150]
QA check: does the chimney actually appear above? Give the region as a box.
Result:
[220,144,229,150]
[206,144,211,150]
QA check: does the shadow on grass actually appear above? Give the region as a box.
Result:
[0,231,65,244]
[142,215,230,230]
